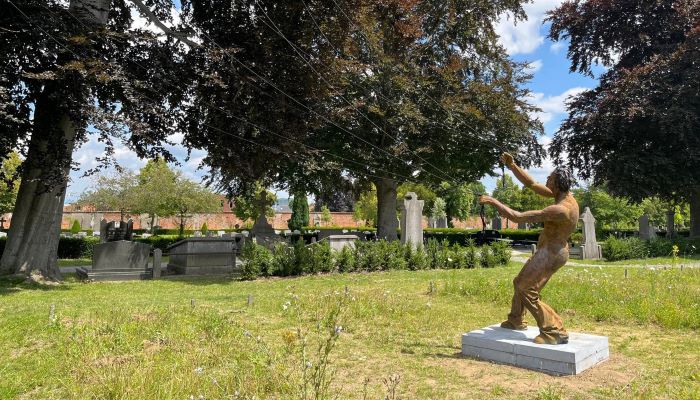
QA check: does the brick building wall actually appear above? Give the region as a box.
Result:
[0,210,511,231]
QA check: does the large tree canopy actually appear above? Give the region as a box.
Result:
[0,0,188,280]
[303,0,544,238]
[548,0,700,236]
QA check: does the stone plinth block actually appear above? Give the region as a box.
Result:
[461,325,608,375]
[328,234,358,252]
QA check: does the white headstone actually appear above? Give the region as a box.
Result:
[580,207,602,259]
[400,192,424,249]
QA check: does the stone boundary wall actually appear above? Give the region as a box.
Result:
[0,212,511,231]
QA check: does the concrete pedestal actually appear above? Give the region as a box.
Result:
[461,325,609,375]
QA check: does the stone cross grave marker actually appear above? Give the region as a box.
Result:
[400,192,424,249]
[491,217,502,230]
[580,207,602,259]
[251,190,279,247]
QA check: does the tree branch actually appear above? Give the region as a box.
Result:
[129,0,200,48]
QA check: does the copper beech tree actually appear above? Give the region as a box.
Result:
[548,0,700,236]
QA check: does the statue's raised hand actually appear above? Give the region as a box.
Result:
[500,152,515,168]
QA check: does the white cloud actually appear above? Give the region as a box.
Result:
[527,86,588,124]
[495,0,565,55]
[524,59,543,74]
[550,41,565,53]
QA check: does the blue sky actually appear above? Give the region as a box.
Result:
[66,0,601,203]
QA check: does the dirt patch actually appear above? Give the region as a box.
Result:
[430,351,639,398]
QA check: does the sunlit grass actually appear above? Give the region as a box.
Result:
[1,265,698,399]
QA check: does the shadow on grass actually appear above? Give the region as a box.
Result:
[0,274,75,296]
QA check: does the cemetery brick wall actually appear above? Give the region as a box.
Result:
[0,211,510,231]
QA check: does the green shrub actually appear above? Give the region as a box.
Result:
[334,245,356,273]
[386,240,407,270]
[408,245,429,270]
[292,239,312,275]
[602,236,649,261]
[240,241,273,280]
[237,238,512,280]
[270,242,291,276]
[200,222,208,235]
[70,220,81,234]
[569,232,583,246]
[464,239,478,269]
[480,245,497,268]
[490,240,512,266]
[57,236,100,259]
[310,241,333,273]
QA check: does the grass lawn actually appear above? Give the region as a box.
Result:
[564,256,700,266]
[1,265,699,399]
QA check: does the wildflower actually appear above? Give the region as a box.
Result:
[244,330,252,338]
[212,378,218,385]
[194,367,204,374]
[426,302,432,308]
[282,301,291,310]
[334,325,343,334]
[305,361,313,369]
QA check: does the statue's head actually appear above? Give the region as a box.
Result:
[546,167,575,194]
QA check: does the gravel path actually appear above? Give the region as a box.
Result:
[511,250,700,269]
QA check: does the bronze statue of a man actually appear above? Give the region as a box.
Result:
[479,153,578,345]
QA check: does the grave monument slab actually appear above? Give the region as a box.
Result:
[167,237,238,276]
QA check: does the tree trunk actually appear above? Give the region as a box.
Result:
[179,214,186,237]
[0,107,76,281]
[690,189,700,238]
[0,0,110,282]
[375,177,398,241]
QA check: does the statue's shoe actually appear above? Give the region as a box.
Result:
[533,333,569,345]
[500,320,527,330]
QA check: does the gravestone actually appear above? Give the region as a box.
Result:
[251,191,280,247]
[167,237,238,276]
[638,214,655,240]
[666,210,676,238]
[99,219,133,243]
[77,240,151,281]
[436,216,448,228]
[400,192,424,249]
[580,207,602,259]
[0,232,6,238]
[492,217,502,230]
[328,235,358,252]
[194,231,203,237]
[518,222,527,230]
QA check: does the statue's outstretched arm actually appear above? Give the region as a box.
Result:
[500,153,555,198]
[480,195,568,224]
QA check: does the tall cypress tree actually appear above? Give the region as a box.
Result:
[288,192,309,231]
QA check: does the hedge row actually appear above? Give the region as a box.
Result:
[602,236,700,261]
[240,238,512,280]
